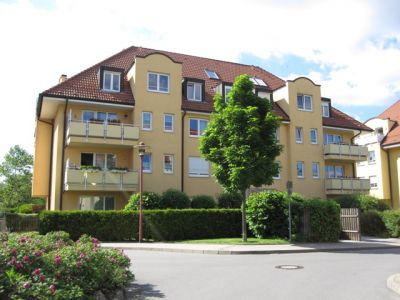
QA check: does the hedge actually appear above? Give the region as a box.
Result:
[360,210,388,237]
[39,209,242,241]
[381,210,400,237]
[6,213,39,232]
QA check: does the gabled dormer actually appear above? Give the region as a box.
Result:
[321,97,332,118]
[183,78,206,102]
[99,66,124,92]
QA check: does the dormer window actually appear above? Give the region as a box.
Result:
[250,77,267,87]
[297,94,313,111]
[187,81,203,102]
[321,102,330,117]
[205,69,219,79]
[103,71,121,92]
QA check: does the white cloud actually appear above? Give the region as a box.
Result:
[0,0,399,160]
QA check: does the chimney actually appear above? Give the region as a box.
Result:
[59,74,68,83]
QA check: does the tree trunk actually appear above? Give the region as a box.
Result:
[241,189,247,242]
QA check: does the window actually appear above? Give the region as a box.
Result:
[312,162,320,179]
[164,114,174,132]
[187,82,202,101]
[324,134,342,144]
[370,175,378,189]
[375,127,384,135]
[297,161,304,178]
[295,127,303,143]
[163,155,174,174]
[189,119,208,137]
[79,196,115,211]
[274,127,280,141]
[325,165,344,178]
[205,69,219,79]
[189,157,209,177]
[368,150,376,164]
[321,102,330,117]
[80,153,116,170]
[142,112,152,131]
[142,154,152,173]
[103,71,120,92]
[148,72,169,93]
[310,128,318,144]
[82,111,95,122]
[250,77,267,86]
[224,85,232,102]
[273,161,281,179]
[82,111,118,123]
[297,94,313,111]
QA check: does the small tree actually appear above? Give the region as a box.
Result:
[200,75,282,241]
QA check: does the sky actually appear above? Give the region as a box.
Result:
[0,0,400,162]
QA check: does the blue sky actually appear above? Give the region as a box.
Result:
[0,0,400,161]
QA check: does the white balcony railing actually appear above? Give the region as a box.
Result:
[324,143,368,162]
[325,178,370,195]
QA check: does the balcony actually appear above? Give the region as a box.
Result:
[355,133,384,145]
[64,168,138,192]
[325,178,370,195]
[324,143,368,162]
[66,120,139,147]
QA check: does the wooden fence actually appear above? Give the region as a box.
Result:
[340,208,361,241]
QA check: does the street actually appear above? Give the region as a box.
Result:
[125,248,400,300]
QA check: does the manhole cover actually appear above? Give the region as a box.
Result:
[275,265,303,270]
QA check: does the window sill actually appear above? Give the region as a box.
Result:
[102,89,120,93]
[164,130,174,133]
[189,174,209,178]
[163,172,174,175]
[297,108,313,112]
[143,170,152,174]
[141,128,153,131]
[147,89,170,94]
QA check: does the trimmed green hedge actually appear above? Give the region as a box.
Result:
[39,209,242,241]
[381,210,400,237]
[360,210,388,237]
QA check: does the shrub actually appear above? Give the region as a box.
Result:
[246,191,288,238]
[381,210,400,237]
[191,195,217,209]
[358,194,390,212]
[334,194,360,209]
[17,204,45,214]
[360,210,388,236]
[217,192,243,208]
[124,192,162,210]
[161,189,191,209]
[0,231,132,299]
[39,209,241,241]
[6,213,39,232]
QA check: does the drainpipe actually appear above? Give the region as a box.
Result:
[38,119,54,210]
[351,130,362,178]
[59,98,69,210]
[386,149,394,208]
[181,110,187,192]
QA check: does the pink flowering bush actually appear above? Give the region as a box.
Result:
[0,231,133,299]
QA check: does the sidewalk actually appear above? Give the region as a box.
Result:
[101,236,400,255]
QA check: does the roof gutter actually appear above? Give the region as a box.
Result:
[36,93,44,119]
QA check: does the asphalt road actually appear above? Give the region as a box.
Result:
[125,248,400,300]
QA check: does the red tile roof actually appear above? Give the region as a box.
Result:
[323,107,372,132]
[377,100,400,146]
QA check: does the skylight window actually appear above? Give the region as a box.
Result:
[250,77,267,87]
[205,69,219,79]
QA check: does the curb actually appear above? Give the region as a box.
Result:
[102,244,400,255]
[387,274,400,295]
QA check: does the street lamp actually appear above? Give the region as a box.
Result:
[135,141,148,243]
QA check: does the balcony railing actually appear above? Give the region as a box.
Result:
[324,143,368,162]
[66,120,139,147]
[325,178,370,195]
[64,168,138,191]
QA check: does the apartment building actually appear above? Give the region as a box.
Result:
[32,46,371,211]
[355,100,400,208]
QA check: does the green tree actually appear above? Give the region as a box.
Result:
[200,75,282,241]
[0,145,34,208]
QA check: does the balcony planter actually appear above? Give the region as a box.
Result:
[80,166,102,173]
[109,167,128,174]
[108,119,121,124]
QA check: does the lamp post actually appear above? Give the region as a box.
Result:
[286,181,293,242]
[136,142,147,243]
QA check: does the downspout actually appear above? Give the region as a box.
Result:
[181,110,187,192]
[386,149,394,208]
[38,119,54,210]
[59,98,69,210]
[351,130,362,178]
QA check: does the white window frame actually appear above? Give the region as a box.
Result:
[142,112,152,131]
[103,71,120,92]
[205,69,219,79]
[189,118,208,137]
[274,127,280,142]
[81,111,118,123]
[310,128,318,144]
[322,102,330,117]
[312,162,320,179]
[187,81,203,102]
[370,175,378,189]
[164,114,174,132]
[224,85,232,102]
[273,161,281,180]
[142,153,152,173]
[147,72,170,93]
[80,153,116,170]
[324,134,342,145]
[163,154,174,174]
[188,157,209,177]
[295,127,303,144]
[325,165,344,178]
[368,150,376,164]
[297,161,305,178]
[297,94,313,111]
[79,196,115,211]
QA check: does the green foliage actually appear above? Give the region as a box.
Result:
[124,192,162,210]
[200,75,282,193]
[17,203,45,214]
[246,191,288,238]
[0,145,34,208]
[217,192,243,208]
[191,195,217,209]
[161,189,191,209]
[333,194,360,209]
[39,209,242,241]
[381,210,400,237]
[360,210,388,237]
[6,213,38,232]
[0,231,132,299]
[358,194,390,212]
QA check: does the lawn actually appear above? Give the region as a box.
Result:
[178,237,289,245]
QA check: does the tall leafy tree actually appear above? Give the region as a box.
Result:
[0,145,34,208]
[200,75,282,241]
